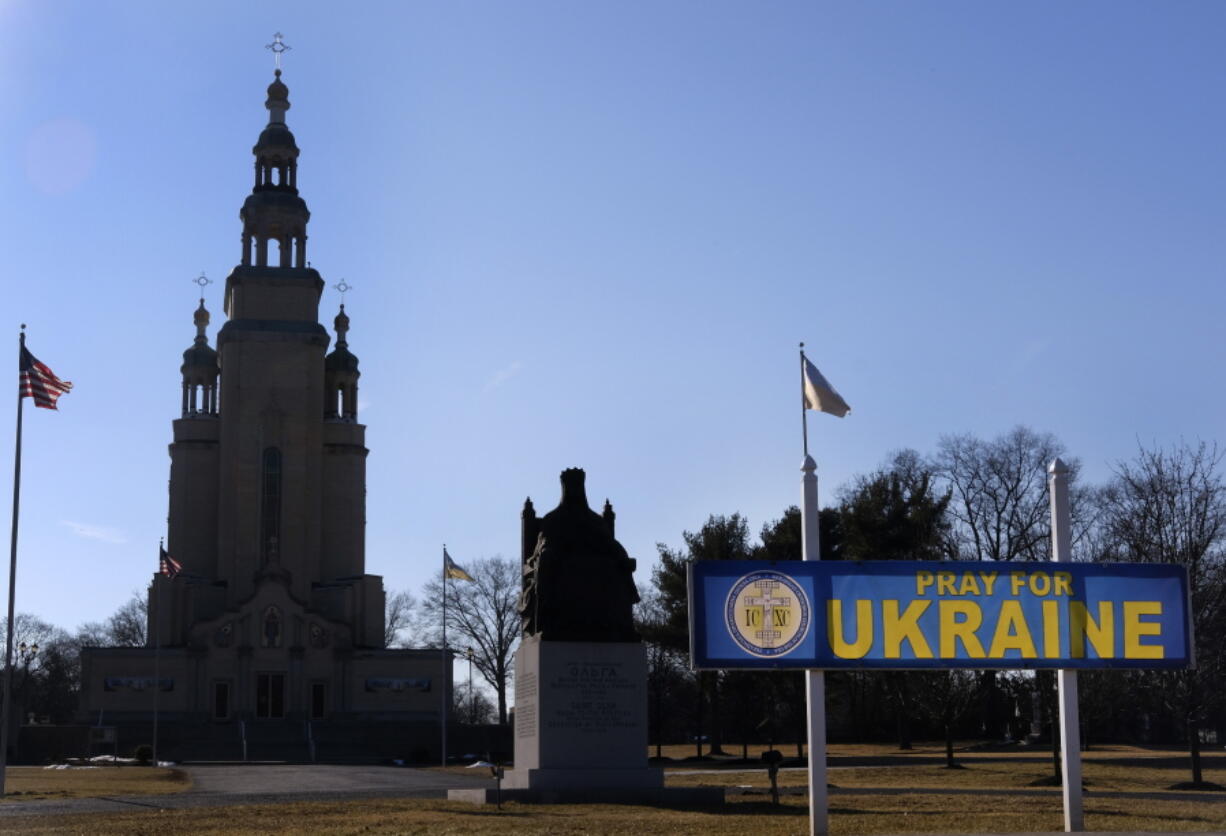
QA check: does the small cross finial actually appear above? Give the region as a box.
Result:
[333,280,352,303]
[193,272,213,301]
[266,32,291,71]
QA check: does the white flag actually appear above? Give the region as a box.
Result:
[802,358,850,418]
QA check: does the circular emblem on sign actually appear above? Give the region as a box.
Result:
[725,571,811,658]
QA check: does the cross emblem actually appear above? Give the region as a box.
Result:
[266,32,291,70]
[193,272,212,300]
[743,580,791,645]
[333,280,352,302]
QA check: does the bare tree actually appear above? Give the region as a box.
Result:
[933,427,1081,744]
[74,621,110,648]
[0,614,76,724]
[934,426,1075,563]
[384,590,418,648]
[106,592,148,647]
[419,556,520,725]
[452,678,497,725]
[0,613,63,672]
[1098,440,1226,787]
[913,669,979,768]
[74,592,148,648]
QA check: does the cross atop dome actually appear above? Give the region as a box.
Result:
[265,32,291,71]
[193,271,213,303]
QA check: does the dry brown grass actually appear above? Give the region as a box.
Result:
[666,759,1226,794]
[7,793,1226,835]
[651,740,1226,763]
[6,749,1226,834]
[0,767,190,802]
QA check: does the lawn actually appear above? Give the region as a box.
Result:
[6,793,1226,835]
[666,753,1226,795]
[4,746,1225,834]
[0,766,190,802]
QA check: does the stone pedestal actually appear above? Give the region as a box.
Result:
[507,636,660,790]
[449,636,722,805]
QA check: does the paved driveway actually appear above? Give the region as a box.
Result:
[0,764,493,819]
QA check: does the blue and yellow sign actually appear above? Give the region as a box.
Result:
[688,561,1193,670]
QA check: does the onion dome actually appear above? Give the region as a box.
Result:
[265,69,291,124]
[182,300,218,371]
[325,305,359,373]
[253,69,300,176]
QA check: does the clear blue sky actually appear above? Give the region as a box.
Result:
[1,1,1223,634]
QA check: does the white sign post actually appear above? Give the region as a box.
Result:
[801,454,828,836]
[1048,457,1084,832]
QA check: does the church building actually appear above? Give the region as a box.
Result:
[78,67,447,761]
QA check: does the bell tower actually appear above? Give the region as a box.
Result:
[214,66,334,608]
[240,69,308,270]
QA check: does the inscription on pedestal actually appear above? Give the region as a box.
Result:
[516,704,537,738]
[518,671,537,700]
[546,661,637,734]
[509,636,657,787]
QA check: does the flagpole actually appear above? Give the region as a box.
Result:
[0,328,28,795]
[802,454,827,836]
[153,541,161,768]
[799,343,809,459]
[441,545,448,768]
[799,342,827,836]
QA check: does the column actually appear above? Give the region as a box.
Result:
[1049,458,1083,832]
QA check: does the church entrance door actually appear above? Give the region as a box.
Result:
[256,673,286,719]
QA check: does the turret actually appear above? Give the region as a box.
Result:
[180,299,219,416]
[324,304,360,421]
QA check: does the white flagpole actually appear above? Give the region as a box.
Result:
[799,343,827,836]
[1049,458,1083,831]
[441,546,448,768]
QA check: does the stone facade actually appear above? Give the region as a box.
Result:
[78,70,446,759]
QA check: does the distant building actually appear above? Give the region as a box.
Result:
[78,68,447,761]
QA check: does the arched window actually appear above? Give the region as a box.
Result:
[261,447,282,563]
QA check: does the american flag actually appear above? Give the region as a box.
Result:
[19,345,72,410]
[159,546,182,579]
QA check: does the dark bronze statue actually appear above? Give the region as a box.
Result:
[519,468,640,642]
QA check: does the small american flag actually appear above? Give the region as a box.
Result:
[20,345,72,410]
[159,546,182,579]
